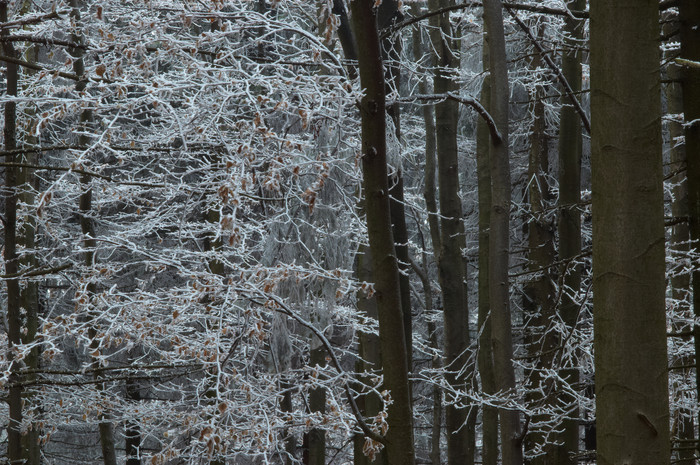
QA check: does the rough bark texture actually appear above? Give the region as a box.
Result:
[556,1,584,461]
[482,1,523,464]
[590,1,670,464]
[428,1,475,464]
[476,36,498,465]
[350,2,415,464]
[678,2,700,458]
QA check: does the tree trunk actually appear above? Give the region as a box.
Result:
[476,35,498,465]
[354,244,388,465]
[524,50,557,465]
[556,1,585,462]
[590,1,670,463]
[349,2,415,464]
[427,2,475,464]
[410,11,442,464]
[305,345,326,465]
[3,1,24,463]
[678,2,700,459]
[379,0,413,381]
[663,12,695,464]
[482,2,523,464]
[70,2,118,464]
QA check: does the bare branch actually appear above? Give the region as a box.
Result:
[0,9,65,30]
[505,7,592,135]
[398,93,503,144]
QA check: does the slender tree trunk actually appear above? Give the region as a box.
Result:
[349,2,415,464]
[556,2,584,462]
[410,11,442,464]
[3,1,24,463]
[677,3,700,458]
[13,1,41,461]
[354,245,388,465]
[305,345,326,465]
[524,52,557,465]
[663,12,695,464]
[476,35,498,465]
[482,2,523,464]
[69,2,118,463]
[125,372,142,465]
[379,0,413,380]
[427,2,475,464]
[590,1,670,464]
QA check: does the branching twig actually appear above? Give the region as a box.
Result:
[0,262,72,280]
[0,9,64,30]
[243,292,386,445]
[398,92,502,143]
[505,7,592,135]
[0,162,167,188]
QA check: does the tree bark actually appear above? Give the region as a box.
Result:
[678,2,700,459]
[427,2,476,464]
[379,0,413,381]
[482,1,523,464]
[590,1,670,463]
[663,11,694,464]
[70,2,118,464]
[524,46,557,465]
[556,1,584,462]
[476,34,498,465]
[3,1,24,463]
[410,11,442,464]
[349,2,415,464]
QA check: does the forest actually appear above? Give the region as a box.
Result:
[0,0,698,464]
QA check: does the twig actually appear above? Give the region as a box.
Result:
[0,162,167,188]
[676,58,700,70]
[0,262,72,280]
[398,92,502,143]
[505,7,591,135]
[0,34,85,49]
[382,1,588,38]
[0,9,64,30]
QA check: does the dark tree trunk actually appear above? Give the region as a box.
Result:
[482,1,523,464]
[349,2,415,464]
[677,2,700,458]
[524,47,557,465]
[476,34,498,465]
[410,10,442,464]
[70,2,118,463]
[590,0,670,463]
[556,1,585,462]
[3,1,23,463]
[427,2,476,464]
